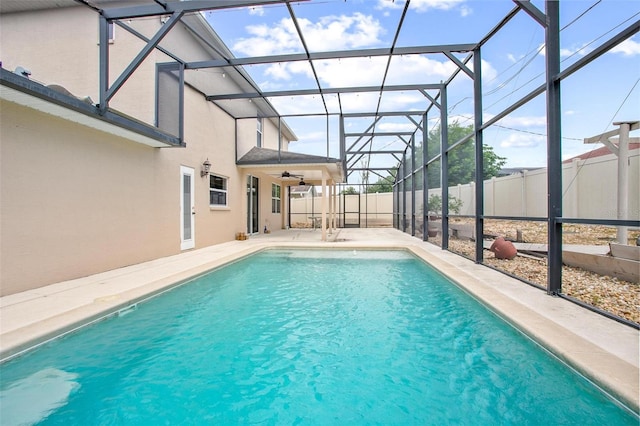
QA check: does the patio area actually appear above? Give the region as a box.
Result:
[0,228,638,412]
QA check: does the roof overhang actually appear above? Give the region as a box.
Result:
[0,68,183,148]
[237,147,344,183]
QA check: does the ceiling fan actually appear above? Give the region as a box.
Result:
[280,171,306,186]
[281,171,303,178]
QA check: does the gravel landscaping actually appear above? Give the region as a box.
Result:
[438,220,639,325]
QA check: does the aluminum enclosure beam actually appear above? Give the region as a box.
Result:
[188,44,477,69]
[206,84,443,101]
[103,11,184,107]
[342,111,426,118]
[345,150,405,155]
[345,132,415,137]
[101,0,295,19]
[473,46,484,263]
[513,0,548,27]
[544,1,562,295]
[349,168,398,171]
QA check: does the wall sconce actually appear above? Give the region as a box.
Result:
[201,158,211,177]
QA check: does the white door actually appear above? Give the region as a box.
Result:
[180,166,195,250]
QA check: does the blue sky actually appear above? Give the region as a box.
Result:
[204,0,640,181]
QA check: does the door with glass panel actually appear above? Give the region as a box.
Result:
[247,175,259,234]
[180,166,195,250]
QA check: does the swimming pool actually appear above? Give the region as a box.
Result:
[0,249,636,424]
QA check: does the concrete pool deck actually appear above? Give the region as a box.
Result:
[1,228,638,413]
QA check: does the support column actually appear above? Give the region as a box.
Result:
[523,169,530,217]
[411,134,416,237]
[335,182,339,230]
[569,161,578,218]
[328,181,334,235]
[614,121,632,244]
[321,172,327,241]
[473,46,484,263]
[332,182,337,230]
[402,168,407,232]
[545,0,562,295]
[440,84,449,249]
[422,113,429,241]
[394,183,399,229]
[583,121,639,242]
[98,16,110,114]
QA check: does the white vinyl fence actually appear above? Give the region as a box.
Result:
[291,150,639,228]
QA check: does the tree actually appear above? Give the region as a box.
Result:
[366,173,395,193]
[414,120,506,188]
[341,186,359,195]
[426,194,463,215]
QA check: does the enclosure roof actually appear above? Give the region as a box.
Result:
[4,0,635,185]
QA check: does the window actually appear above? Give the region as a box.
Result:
[271,183,281,213]
[210,174,228,207]
[257,117,263,147]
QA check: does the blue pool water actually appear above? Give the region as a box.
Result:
[0,249,636,425]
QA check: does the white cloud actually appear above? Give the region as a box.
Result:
[611,38,640,56]
[495,115,546,127]
[378,122,421,132]
[316,56,388,86]
[256,79,286,91]
[265,63,292,80]
[233,18,301,56]
[268,94,328,115]
[233,13,385,57]
[232,10,496,117]
[499,133,544,148]
[377,0,467,13]
[263,51,464,93]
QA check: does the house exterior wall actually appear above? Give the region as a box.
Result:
[0,8,101,100]
[236,118,259,160]
[1,100,177,295]
[0,7,290,295]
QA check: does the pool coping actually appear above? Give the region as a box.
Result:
[1,229,638,414]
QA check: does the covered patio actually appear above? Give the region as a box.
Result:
[237,147,344,241]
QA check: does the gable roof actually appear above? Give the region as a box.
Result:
[563,143,640,163]
[237,147,344,183]
[237,147,340,165]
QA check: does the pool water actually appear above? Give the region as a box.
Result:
[0,249,636,425]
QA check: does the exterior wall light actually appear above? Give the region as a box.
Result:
[201,158,211,177]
